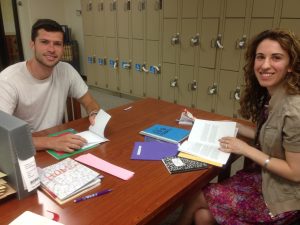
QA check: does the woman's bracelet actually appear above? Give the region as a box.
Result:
[89,110,99,117]
[263,155,272,169]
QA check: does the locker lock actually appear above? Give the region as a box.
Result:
[170,77,178,87]
[149,65,161,74]
[171,33,180,45]
[190,34,200,47]
[188,80,197,91]
[138,0,146,11]
[212,34,224,49]
[142,64,149,73]
[87,0,93,11]
[208,83,218,95]
[110,0,117,11]
[122,61,131,70]
[231,87,241,101]
[236,35,247,49]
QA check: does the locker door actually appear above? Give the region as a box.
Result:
[161,63,177,103]
[180,19,197,66]
[195,67,215,112]
[280,20,300,37]
[220,19,245,71]
[281,0,299,18]
[216,70,239,117]
[104,0,117,37]
[252,0,276,17]
[199,19,219,68]
[182,0,198,18]
[225,0,247,17]
[81,0,94,35]
[145,41,160,98]
[162,19,178,63]
[94,0,105,36]
[132,39,144,97]
[132,0,144,39]
[84,36,97,86]
[146,0,160,41]
[95,36,107,89]
[118,38,131,94]
[202,0,222,18]
[177,65,194,107]
[106,38,118,91]
[249,19,273,39]
[163,0,178,18]
[117,0,130,38]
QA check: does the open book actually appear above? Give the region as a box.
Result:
[179,119,237,166]
[76,109,111,148]
[47,109,111,160]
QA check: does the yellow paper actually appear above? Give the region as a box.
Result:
[178,152,223,167]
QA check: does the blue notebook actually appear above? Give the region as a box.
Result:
[131,141,179,160]
[139,124,190,144]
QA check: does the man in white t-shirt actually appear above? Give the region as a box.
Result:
[0,19,100,153]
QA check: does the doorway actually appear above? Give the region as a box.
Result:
[0,0,23,71]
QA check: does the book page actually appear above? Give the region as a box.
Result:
[89,109,111,138]
[188,119,236,146]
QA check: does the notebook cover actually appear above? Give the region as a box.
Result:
[162,156,208,174]
[131,141,179,160]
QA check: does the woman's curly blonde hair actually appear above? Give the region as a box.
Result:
[239,29,300,123]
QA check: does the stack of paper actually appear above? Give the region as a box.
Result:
[177,109,195,125]
[178,119,237,167]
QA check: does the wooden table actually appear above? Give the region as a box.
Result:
[0,98,251,225]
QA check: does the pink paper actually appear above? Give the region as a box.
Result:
[75,153,134,180]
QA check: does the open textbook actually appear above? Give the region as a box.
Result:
[47,109,111,160]
[179,119,237,166]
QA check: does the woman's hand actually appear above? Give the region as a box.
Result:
[218,136,251,156]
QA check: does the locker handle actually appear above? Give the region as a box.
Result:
[124,0,131,11]
[208,83,218,95]
[110,0,117,11]
[98,2,104,11]
[211,34,223,49]
[190,34,200,47]
[170,77,178,87]
[122,61,131,69]
[87,0,93,11]
[236,35,247,49]
[138,0,146,11]
[114,59,119,69]
[230,87,241,101]
[171,33,180,45]
[142,64,149,73]
[189,80,197,91]
[154,0,162,10]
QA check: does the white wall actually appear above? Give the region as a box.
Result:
[1,0,15,34]
[16,0,84,73]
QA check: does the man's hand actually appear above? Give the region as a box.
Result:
[33,134,87,152]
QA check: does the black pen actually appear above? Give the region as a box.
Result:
[74,189,112,203]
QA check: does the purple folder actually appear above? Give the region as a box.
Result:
[131,141,178,160]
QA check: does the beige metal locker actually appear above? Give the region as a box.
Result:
[84,35,97,86]
[162,19,178,63]
[202,0,222,18]
[131,39,145,97]
[118,38,131,94]
[177,65,194,107]
[81,0,95,35]
[161,63,177,103]
[94,0,106,36]
[146,0,161,41]
[280,20,300,37]
[220,19,246,71]
[216,70,239,117]
[145,41,160,98]
[117,0,130,38]
[225,0,247,17]
[181,0,198,18]
[249,19,273,40]
[131,0,145,39]
[163,0,178,18]
[199,19,220,68]
[95,36,108,89]
[180,19,198,66]
[106,37,119,91]
[195,67,215,112]
[104,0,117,37]
[281,0,299,18]
[252,0,276,17]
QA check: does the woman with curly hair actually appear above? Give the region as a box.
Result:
[175,29,300,225]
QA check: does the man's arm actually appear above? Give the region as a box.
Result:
[77,92,101,125]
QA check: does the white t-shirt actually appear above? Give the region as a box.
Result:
[0,61,88,132]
